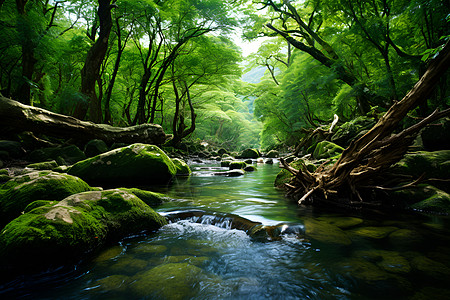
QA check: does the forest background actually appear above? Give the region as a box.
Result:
[0,0,448,152]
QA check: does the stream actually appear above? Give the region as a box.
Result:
[1,161,450,299]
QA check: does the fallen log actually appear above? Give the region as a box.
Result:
[0,96,169,145]
[282,41,450,207]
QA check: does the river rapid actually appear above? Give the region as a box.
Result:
[1,161,450,299]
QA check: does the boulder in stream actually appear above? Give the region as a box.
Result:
[68,143,177,185]
[0,189,167,273]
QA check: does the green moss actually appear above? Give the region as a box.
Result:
[274,159,308,188]
[120,188,167,208]
[0,189,167,272]
[221,160,232,167]
[28,145,86,165]
[316,216,363,229]
[172,158,191,176]
[68,143,177,185]
[349,226,398,239]
[392,185,450,214]
[355,250,411,274]
[312,141,344,160]
[0,171,92,228]
[393,150,450,180]
[26,160,59,170]
[304,218,352,245]
[239,148,260,159]
[24,200,57,213]
[229,161,247,170]
[331,116,376,147]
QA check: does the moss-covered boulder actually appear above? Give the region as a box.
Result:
[312,141,344,160]
[421,119,450,151]
[229,161,247,170]
[68,144,177,185]
[244,165,257,172]
[0,171,92,227]
[0,189,167,273]
[120,188,168,208]
[391,184,450,214]
[393,150,450,180]
[0,169,10,183]
[28,145,86,165]
[239,148,260,159]
[331,116,376,147]
[172,158,191,176]
[84,139,109,158]
[355,250,411,274]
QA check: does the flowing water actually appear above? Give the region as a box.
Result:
[1,161,450,299]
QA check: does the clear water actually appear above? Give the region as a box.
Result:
[1,161,450,299]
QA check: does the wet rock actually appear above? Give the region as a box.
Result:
[25,160,59,170]
[0,140,25,158]
[355,250,411,274]
[172,158,191,176]
[0,189,167,273]
[163,255,210,266]
[393,150,450,181]
[388,228,424,250]
[133,244,167,255]
[110,257,149,274]
[265,158,274,164]
[349,226,398,239]
[84,139,109,158]
[93,245,124,262]
[130,262,205,299]
[239,148,260,159]
[92,274,129,292]
[410,254,450,280]
[229,161,246,170]
[244,165,257,172]
[304,218,351,245]
[244,159,253,164]
[316,216,363,229]
[312,141,344,160]
[28,144,86,165]
[0,171,92,227]
[266,150,279,158]
[68,144,177,185]
[213,170,245,177]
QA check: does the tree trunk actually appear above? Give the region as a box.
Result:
[282,41,450,207]
[0,96,169,145]
[74,0,113,122]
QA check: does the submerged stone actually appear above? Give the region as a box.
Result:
[349,226,398,239]
[133,244,167,255]
[0,189,167,273]
[130,262,205,299]
[304,218,351,245]
[355,250,411,274]
[92,274,129,292]
[388,228,424,250]
[93,245,124,262]
[68,143,177,185]
[316,216,363,229]
[0,171,92,228]
[410,254,450,280]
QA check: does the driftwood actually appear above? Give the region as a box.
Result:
[0,96,169,145]
[282,41,450,207]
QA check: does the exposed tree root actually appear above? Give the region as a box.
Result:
[282,42,450,208]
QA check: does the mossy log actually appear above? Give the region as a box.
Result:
[0,96,169,145]
[282,42,450,208]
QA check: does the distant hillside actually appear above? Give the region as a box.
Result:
[241,66,266,83]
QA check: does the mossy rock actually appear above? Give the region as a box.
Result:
[0,171,92,228]
[93,245,124,262]
[91,274,130,292]
[304,218,352,245]
[23,200,58,213]
[421,119,450,151]
[393,150,450,180]
[28,144,86,165]
[331,116,376,147]
[316,216,363,229]
[26,160,59,170]
[84,139,109,158]
[0,189,167,273]
[239,148,260,159]
[68,144,177,185]
[130,262,205,299]
[120,188,168,208]
[355,250,411,274]
[221,160,232,167]
[410,254,450,280]
[266,150,279,158]
[349,226,398,239]
[172,158,191,176]
[389,228,424,250]
[392,184,450,214]
[229,161,246,170]
[312,141,344,160]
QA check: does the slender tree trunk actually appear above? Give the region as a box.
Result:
[74,0,113,122]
